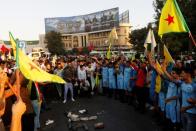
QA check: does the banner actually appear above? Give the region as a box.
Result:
[119,10,129,23]
[45,8,119,34]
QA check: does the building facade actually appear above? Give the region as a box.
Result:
[40,23,132,51]
[41,8,132,52]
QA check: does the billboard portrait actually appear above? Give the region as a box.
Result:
[119,10,129,24]
[45,7,119,34]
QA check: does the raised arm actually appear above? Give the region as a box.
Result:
[162,60,173,81]
[147,52,163,76]
[147,52,156,68]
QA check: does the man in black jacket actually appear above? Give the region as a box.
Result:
[62,60,75,103]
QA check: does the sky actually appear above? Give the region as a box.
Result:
[0,0,155,40]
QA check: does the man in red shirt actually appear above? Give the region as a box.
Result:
[135,61,147,113]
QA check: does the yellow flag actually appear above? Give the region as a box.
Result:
[106,49,111,60]
[155,75,161,93]
[107,28,118,59]
[108,27,118,42]
[164,45,175,64]
[158,0,190,37]
[9,32,65,84]
[155,61,163,93]
[156,61,164,75]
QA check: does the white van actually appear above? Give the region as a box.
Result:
[90,51,105,57]
[28,52,41,60]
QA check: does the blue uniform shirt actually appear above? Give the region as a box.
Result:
[130,67,137,89]
[102,66,109,87]
[108,67,116,89]
[166,82,178,99]
[150,69,157,100]
[181,82,196,114]
[124,67,131,91]
[165,81,178,122]
[117,64,124,89]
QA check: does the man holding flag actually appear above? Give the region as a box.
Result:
[8,32,65,131]
[158,0,196,131]
[9,32,65,84]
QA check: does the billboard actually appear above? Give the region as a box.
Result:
[45,7,119,34]
[119,10,129,24]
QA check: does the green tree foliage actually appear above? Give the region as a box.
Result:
[82,47,89,55]
[130,27,148,52]
[45,31,65,55]
[72,48,79,55]
[153,0,164,27]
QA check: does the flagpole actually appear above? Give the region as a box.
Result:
[16,40,20,99]
[16,39,19,68]
[157,42,160,60]
[159,37,166,60]
[189,32,196,47]
[159,38,164,60]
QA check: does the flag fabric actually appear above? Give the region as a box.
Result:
[155,75,161,93]
[34,82,43,104]
[27,81,42,102]
[158,0,190,37]
[155,61,163,93]
[9,32,65,84]
[106,50,111,59]
[88,43,94,51]
[144,28,157,55]
[108,27,118,43]
[164,45,175,64]
[0,44,10,53]
[156,60,164,75]
[106,28,118,59]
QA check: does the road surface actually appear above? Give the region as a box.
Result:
[40,96,159,131]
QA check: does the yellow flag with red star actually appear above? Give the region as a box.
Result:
[9,32,65,84]
[158,0,190,37]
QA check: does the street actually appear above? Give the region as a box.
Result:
[40,96,159,131]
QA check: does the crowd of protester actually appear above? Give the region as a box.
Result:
[0,52,195,131]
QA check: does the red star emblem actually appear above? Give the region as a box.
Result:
[164,14,174,25]
[28,63,40,72]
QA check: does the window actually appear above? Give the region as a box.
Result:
[100,41,102,46]
[124,29,127,34]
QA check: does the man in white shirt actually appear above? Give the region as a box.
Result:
[78,65,86,81]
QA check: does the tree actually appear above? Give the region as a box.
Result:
[45,31,65,55]
[153,0,164,27]
[82,47,89,55]
[130,27,148,52]
[72,48,79,55]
